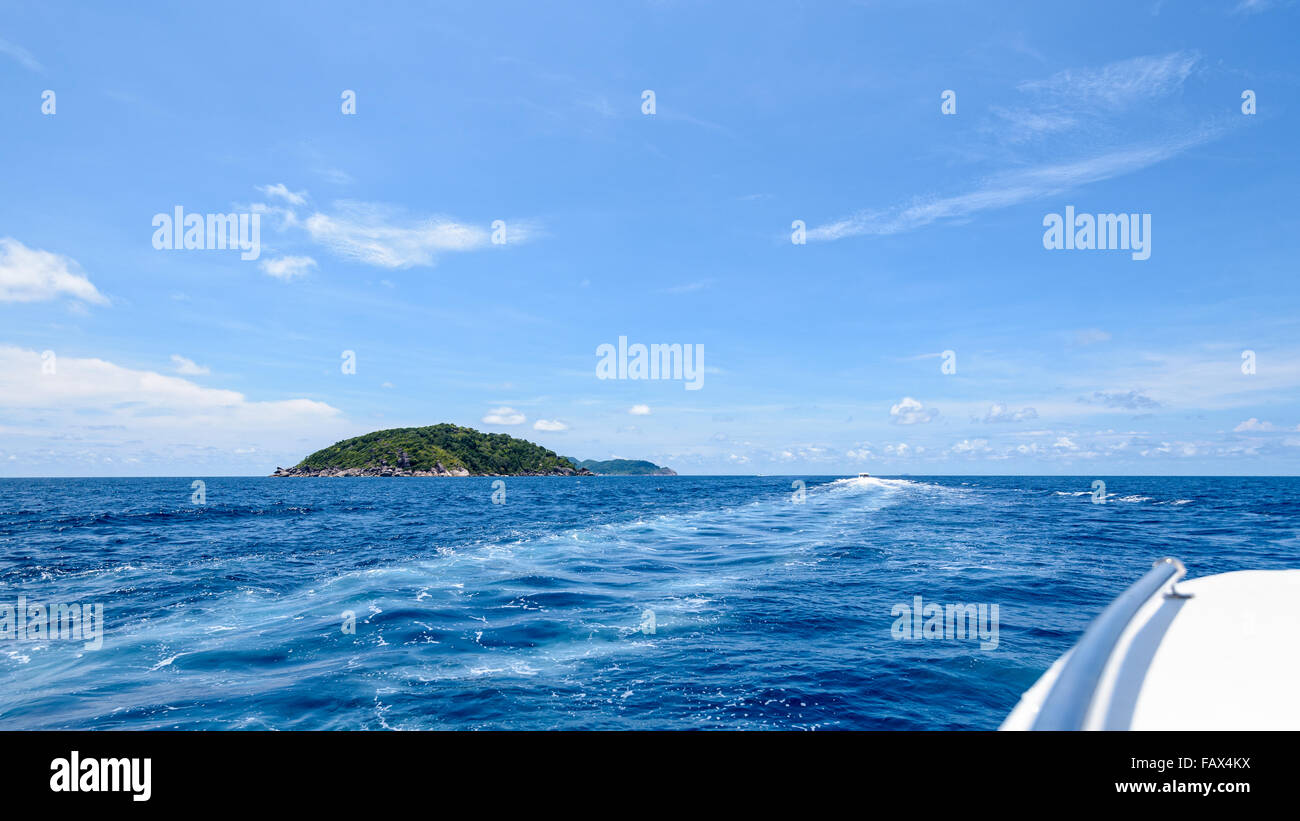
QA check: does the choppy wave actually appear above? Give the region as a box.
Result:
[0,475,1294,729]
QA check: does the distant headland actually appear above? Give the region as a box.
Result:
[271,424,676,477]
[562,458,677,476]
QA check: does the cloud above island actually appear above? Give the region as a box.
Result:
[0,346,348,475]
[482,406,526,425]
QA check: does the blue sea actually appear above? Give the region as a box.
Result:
[0,475,1296,730]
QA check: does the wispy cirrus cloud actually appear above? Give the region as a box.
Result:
[249,187,541,269]
[1232,0,1284,14]
[989,51,1199,144]
[1016,51,1199,112]
[808,130,1215,241]
[303,203,488,268]
[809,52,1216,243]
[662,279,714,294]
[0,38,42,72]
[1080,390,1161,410]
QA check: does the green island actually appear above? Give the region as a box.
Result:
[271,424,675,477]
[563,458,677,476]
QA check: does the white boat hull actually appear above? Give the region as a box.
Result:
[1002,567,1300,730]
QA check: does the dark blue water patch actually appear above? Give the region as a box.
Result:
[0,475,1296,729]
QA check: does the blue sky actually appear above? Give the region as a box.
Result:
[2,0,1299,476]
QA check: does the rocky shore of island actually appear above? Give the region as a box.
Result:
[272,460,594,478]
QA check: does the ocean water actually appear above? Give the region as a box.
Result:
[0,475,1296,730]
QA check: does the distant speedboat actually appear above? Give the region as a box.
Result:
[858,472,870,478]
[1002,558,1300,730]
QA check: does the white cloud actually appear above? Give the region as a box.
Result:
[170,355,209,376]
[890,397,937,425]
[533,419,568,431]
[256,183,308,206]
[0,346,346,473]
[950,438,991,455]
[249,188,540,270]
[482,407,525,425]
[0,346,336,417]
[260,255,317,281]
[1080,390,1160,410]
[1234,418,1277,432]
[629,404,652,416]
[983,402,1038,423]
[303,202,489,269]
[0,239,108,305]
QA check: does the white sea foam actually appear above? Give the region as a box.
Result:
[149,652,188,671]
[826,476,923,491]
